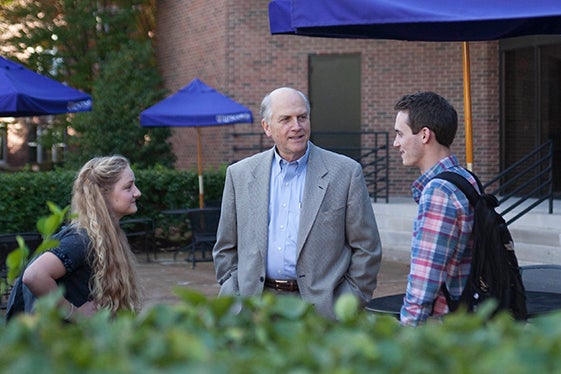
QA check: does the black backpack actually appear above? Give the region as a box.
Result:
[433,171,528,320]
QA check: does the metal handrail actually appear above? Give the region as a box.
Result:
[483,140,554,225]
[232,132,271,154]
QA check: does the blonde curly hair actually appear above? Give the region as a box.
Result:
[71,155,142,314]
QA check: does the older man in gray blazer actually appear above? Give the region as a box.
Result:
[213,87,382,319]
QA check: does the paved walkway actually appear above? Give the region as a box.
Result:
[139,251,410,311]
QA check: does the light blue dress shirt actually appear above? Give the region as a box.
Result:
[266,145,309,280]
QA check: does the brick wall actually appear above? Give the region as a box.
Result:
[155,0,500,196]
[6,120,31,167]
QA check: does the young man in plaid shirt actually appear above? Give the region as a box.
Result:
[393,92,479,326]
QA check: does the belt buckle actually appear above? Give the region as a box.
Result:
[278,279,296,291]
[266,278,298,292]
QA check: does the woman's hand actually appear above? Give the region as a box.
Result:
[75,301,99,317]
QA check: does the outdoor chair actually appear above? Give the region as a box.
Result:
[120,217,156,262]
[184,208,221,268]
[0,232,42,309]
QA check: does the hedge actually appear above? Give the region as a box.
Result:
[0,166,226,234]
[1,290,561,373]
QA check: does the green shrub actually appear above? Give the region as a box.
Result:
[0,167,226,234]
[2,204,560,373]
[0,171,74,233]
[2,289,561,373]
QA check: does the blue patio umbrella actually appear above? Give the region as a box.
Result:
[0,56,92,117]
[270,0,561,41]
[140,78,253,208]
[268,0,561,169]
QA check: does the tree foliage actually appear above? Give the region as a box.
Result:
[0,0,155,91]
[0,0,174,168]
[66,40,175,168]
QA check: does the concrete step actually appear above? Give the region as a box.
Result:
[372,198,561,266]
[515,243,561,266]
[510,226,560,248]
[372,199,415,263]
[504,204,561,265]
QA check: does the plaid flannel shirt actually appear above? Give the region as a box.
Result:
[400,155,477,326]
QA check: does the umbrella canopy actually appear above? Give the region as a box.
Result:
[270,0,561,41]
[140,78,253,208]
[268,0,561,169]
[0,56,92,117]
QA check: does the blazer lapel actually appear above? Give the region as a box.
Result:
[248,150,274,257]
[297,144,328,255]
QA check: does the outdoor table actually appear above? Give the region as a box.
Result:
[365,294,402,319]
[525,291,561,317]
[366,291,561,319]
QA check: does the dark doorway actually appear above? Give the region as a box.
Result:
[308,54,361,159]
[502,36,561,195]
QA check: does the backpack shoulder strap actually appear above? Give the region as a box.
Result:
[432,171,481,207]
[431,170,482,313]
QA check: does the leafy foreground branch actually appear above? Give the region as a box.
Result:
[2,289,561,373]
[2,205,560,373]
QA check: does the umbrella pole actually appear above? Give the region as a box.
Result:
[196,127,204,209]
[462,41,474,171]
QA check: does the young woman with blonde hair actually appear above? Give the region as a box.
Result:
[17,155,142,319]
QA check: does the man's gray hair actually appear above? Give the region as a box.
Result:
[260,87,311,123]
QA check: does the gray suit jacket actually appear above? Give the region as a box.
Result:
[213,142,382,319]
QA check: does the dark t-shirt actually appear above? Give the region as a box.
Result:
[49,224,92,307]
[6,224,92,319]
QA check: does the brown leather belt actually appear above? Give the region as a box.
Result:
[265,278,299,292]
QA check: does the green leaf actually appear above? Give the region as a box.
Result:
[6,246,28,284]
[5,203,68,284]
[174,288,208,306]
[270,295,312,320]
[34,239,60,256]
[334,293,360,322]
[37,202,68,237]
